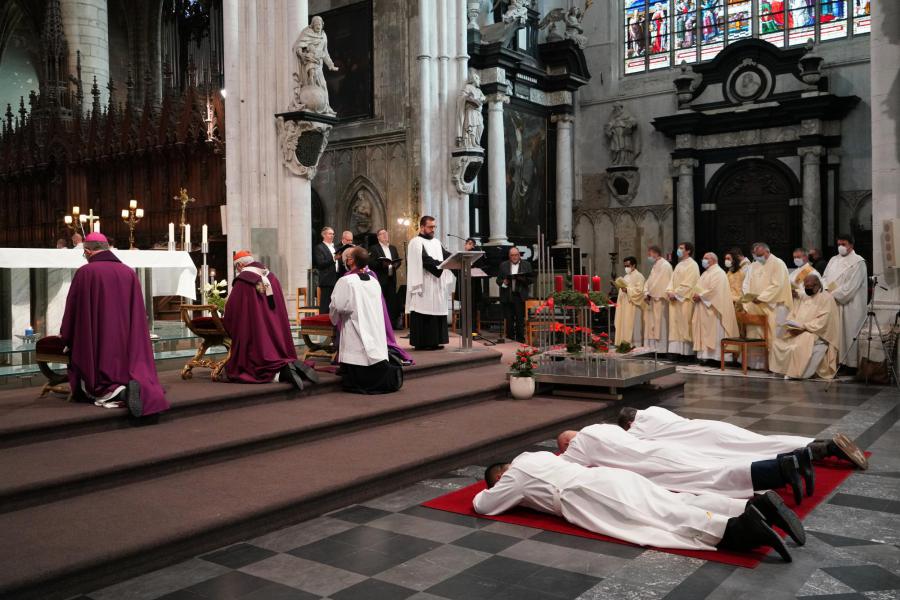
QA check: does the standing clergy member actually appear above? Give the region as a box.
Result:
[557,424,811,509]
[406,216,456,350]
[643,245,672,353]
[771,274,841,380]
[475,452,793,561]
[743,242,793,366]
[222,251,315,389]
[497,246,533,343]
[618,405,867,470]
[666,242,700,358]
[313,227,340,314]
[692,253,738,363]
[822,234,868,369]
[330,247,402,393]
[613,256,645,346]
[60,232,168,418]
[369,228,401,328]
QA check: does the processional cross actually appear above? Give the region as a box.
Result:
[83,209,101,233]
[175,188,196,248]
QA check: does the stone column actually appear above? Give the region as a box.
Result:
[418,0,435,218]
[485,91,509,246]
[798,145,824,250]
[552,113,575,248]
[60,0,110,96]
[672,158,698,243]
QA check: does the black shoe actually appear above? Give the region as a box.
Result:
[125,380,142,418]
[807,440,829,461]
[745,505,792,562]
[292,361,320,384]
[832,433,868,470]
[750,491,806,546]
[279,364,304,391]
[793,447,815,497]
[778,453,803,506]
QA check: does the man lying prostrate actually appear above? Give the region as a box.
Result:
[557,424,812,507]
[473,452,800,562]
[618,406,867,470]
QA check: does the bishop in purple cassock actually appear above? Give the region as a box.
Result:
[60,233,169,418]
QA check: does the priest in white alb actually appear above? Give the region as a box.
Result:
[789,248,818,297]
[474,452,793,561]
[405,215,456,350]
[770,274,841,380]
[643,245,672,353]
[742,242,793,367]
[822,234,868,368]
[691,253,738,363]
[666,242,700,358]
[613,256,645,346]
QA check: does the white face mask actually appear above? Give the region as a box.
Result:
[701,259,710,269]
[724,259,733,268]
[624,266,633,274]
[793,258,805,267]
[838,245,849,256]
[676,248,684,258]
[646,255,656,264]
[755,255,766,264]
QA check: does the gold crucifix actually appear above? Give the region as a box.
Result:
[175,188,196,248]
[83,209,101,234]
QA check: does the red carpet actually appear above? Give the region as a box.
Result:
[423,457,865,568]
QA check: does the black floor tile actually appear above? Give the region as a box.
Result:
[184,571,271,599]
[854,404,900,450]
[293,532,439,576]
[154,591,207,600]
[199,543,277,569]
[327,525,402,548]
[402,505,491,528]
[686,399,756,411]
[460,555,545,584]
[367,532,442,561]
[776,405,850,419]
[809,530,884,547]
[288,536,360,562]
[822,564,900,592]
[452,530,522,554]
[529,531,645,559]
[748,418,828,436]
[662,562,737,600]
[239,581,321,600]
[521,565,602,598]
[331,578,417,600]
[796,594,867,600]
[329,505,395,524]
[828,493,900,515]
[425,572,506,600]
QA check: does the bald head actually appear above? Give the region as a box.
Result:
[703,252,718,265]
[556,430,577,453]
[508,247,521,263]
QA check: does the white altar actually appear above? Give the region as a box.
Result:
[0,249,197,338]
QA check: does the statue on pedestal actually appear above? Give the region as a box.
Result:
[456,69,486,148]
[291,16,339,116]
[605,102,640,167]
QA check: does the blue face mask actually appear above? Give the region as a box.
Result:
[701,259,710,269]
[676,248,684,258]
[646,255,656,263]
[755,255,766,263]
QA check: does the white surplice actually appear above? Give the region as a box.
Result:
[822,251,867,367]
[628,406,813,460]
[473,451,746,551]
[405,235,456,316]
[561,424,754,499]
[329,272,388,366]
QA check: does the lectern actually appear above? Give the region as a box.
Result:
[439,250,486,352]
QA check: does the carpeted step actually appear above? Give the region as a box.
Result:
[0,348,501,448]
[0,396,614,600]
[0,364,509,513]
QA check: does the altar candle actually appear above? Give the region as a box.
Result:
[575,275,589,293]
[93,220,101,233]
[135,208,144,218]
[121,209,129,218]
[591,276,601,291]
[554,275,564,292]
[184,224,191,251]
[64,215,72,225]
[72,206,80,216]
[202,224,208,245]
[168,223,175,248]
[129,199,137,210]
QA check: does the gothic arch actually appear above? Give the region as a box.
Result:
[342,175,386,244]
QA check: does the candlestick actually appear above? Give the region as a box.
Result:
[129,199,137,210]
[72,206,80,216]
[184,224,191,251]
[168,223,175,251]
[202,224,208,245]
[64,215,72,225]
[121,200,143,249]
[121,209,129,218]
[135,208,144,218]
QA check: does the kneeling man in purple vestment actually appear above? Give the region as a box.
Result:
[60,232,169,418]
[222,251,318,389]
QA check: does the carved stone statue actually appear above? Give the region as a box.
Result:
[350,191,373,235]
[502,0,528,24]
[604,102,640,167]
[456,69,486,148]
[538,2,590,48]
[564,7,587,48]
[291,16,339,115]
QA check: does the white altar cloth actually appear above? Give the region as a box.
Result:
[0,248,197,299]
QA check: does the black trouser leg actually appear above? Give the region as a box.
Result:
[318,286,334,314]
[502,302,516,339]
[512,299,525,342]
[750,459,783,490]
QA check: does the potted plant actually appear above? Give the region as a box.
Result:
[203,280,228,315]
[509,345,540,399]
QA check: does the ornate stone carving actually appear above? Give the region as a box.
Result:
[502,0,528,24]
[538,5,589,48]
[456,69,485,148]
[723,59,773,105]
[605,102,640,167]
[605,168,640,206]
[276,116,332,180]
[291,16,339,116]
[450,150,485,194]
[349,190,374,234]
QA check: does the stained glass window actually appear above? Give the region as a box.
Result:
[623,0,870,74]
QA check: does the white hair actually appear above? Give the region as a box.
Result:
[234,255,254,267]
[705,252,718,263]
[752,242,770,252]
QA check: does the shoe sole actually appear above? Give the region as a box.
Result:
[758,490,806,546]
[126,381,142,418]
[797,447,815,497]
[747,505,792,562]
[293,361,320,384]
[834,433,868,470]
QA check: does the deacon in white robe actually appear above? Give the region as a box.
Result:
[822,235,867,368]
[613,256,645,346]
[643,245,672,353]
[618,406,868,469]
[405,216,456,350]
[473,451,793,560]
[770,274,841,380]
[691,254,738,362]
[742,242,793,368]
[330,248,399,394]
[666,242,700,357]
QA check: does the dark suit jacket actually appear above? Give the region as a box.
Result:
[313,242,338,288]
[368,243,400,287]
[497,260,533,303]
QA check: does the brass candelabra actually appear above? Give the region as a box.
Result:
[175,188,196,248]
[120,199,145,249]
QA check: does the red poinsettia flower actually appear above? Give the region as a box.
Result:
[600,332,608,338]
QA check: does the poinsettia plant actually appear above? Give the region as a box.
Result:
[549,290,610,308]
[590,332,610,352]
[553,322,592,354]
[510,345,540,377]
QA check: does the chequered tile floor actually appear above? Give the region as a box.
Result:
[73,376,900,600]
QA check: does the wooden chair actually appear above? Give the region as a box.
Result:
[180,305,232,380]
[721,312,769,374]
[524,299,550,346]
[295,286,319,324]
[298,313,337,361]
[35,335,70,397]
